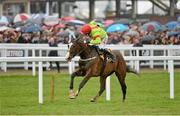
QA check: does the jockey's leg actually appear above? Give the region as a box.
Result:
[90,45,102,55]
[101,49,116,63]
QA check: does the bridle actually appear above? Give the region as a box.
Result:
[68,41,97,61]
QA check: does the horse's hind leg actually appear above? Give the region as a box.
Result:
[91,76,106,102]
[69,68,85,99]
[115,72,127,101]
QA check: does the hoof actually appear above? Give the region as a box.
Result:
[69,94,76,99]
[90,98,96,102]
[75,90,79,97]
[69,90,76,99]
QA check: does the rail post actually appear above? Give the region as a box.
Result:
[32,49,36,76]
[150,49,154,69]
[38,61,43,104]
[24,49,28,70]
[169,60,174,99]
[106,76,111,101]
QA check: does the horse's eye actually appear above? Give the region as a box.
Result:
[67,44,69,48]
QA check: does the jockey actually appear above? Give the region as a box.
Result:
[80,21,116,63]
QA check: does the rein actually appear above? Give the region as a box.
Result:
[79,56,96,61]
[75,42,98,62]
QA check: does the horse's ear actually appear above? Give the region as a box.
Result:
[76,33,84,42]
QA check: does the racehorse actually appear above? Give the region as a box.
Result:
[65,34,138,102]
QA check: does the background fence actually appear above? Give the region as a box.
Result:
[0,44,180,104]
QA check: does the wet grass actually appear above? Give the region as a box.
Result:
[0,69,180,115]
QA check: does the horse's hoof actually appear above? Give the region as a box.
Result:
[69,95,76,99]
[90,98,96,102]
[69,90,76,99]
[75,90,79,96]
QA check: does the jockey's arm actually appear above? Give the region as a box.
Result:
[90,37,101,45]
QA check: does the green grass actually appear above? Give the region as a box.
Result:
[0,69,180,115]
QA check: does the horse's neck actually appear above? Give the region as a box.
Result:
[79,46,97,59]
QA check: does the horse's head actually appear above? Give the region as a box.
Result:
[65,34,88,61]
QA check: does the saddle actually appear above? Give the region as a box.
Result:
[99,49,113,63]
[90,45,116,63]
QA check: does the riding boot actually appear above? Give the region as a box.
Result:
[102,49,116,63]
[90,45,101,55]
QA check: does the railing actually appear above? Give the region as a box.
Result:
[0,44,180,104]
[0,44,180,73]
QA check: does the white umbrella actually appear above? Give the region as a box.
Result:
[30,13,46,24]
[14,13,30,23]
[44,16,59,26]
[0,26,14,31]
[0,16,9,25]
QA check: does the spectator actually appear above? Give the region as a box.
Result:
[48,35,60,73]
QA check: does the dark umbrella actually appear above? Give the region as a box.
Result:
[21,23,42,33]
[115,18,135,25]
[66,19,85,26]
[141,34,156,44]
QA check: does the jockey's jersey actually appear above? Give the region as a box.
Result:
[89,22,107,44]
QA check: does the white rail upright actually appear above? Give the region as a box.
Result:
[163,50,167,70]
[32,49,36,76]
[1,49,7,72]
[106,76,111,101]
[38,61,43,104]
[24,49,28,70]
[169,60,174,99]
[150,49,154,69]
[68,62,73,74]
[135,49,140,73]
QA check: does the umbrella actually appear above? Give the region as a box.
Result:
[0,16,9,25]
[165,21,180,30]
[44,16,59,26]
[30,13,46,25]
[125,30,139,37]
[61,16,76,22]
[115,18,135,25]
[14,13,30,23]
[167,32,180,37]
[21,23,42,33]
[178,16,180,23]
[0,26,14,31]
[142,22,161,32]
[66,19,85,26]
[141,34,156,44]
[104,19,114,27]
[55,23,65,28]
[106,24,129,33]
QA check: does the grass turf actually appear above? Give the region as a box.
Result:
[0,69,180,115]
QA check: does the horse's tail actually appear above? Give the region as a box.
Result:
[126,66,140,77]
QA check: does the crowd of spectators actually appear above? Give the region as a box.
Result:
[107,23,180,45]
[0,21,180,45]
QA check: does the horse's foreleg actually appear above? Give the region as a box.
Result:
[91,76,106,102]
[69,69,85,99]
[75,69,92,97]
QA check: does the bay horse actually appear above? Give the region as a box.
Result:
[65,34,138,102]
